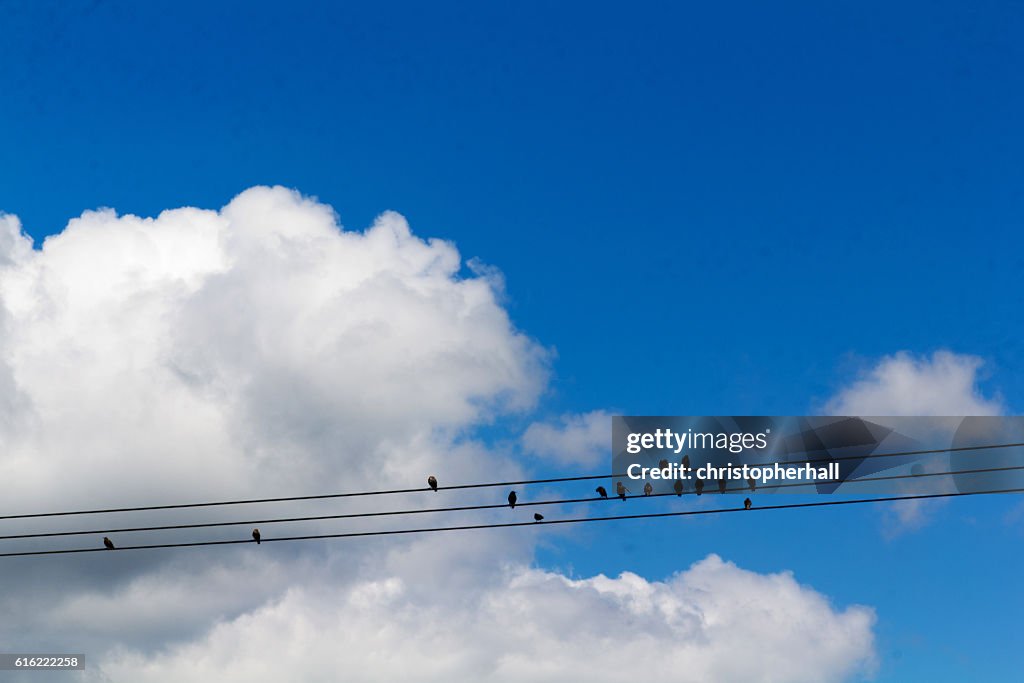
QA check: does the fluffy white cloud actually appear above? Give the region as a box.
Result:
[0,187,548,509]
[822,350,1005,537]
[823,350,1003,417]
[0,189,876,682]
[522,410,612,467]
[101,554,875,683]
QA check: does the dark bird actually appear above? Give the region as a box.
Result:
[595,486,608,498]
[508,490,517,509]
[718,478,727,494]
[643,482,653,496]
[673,479,684,496]
[681,454,691,471]
[695,478,704,495]
[534,513,544,522]
[747,477,757,492]
[252,528,261,544]
[427,475,438,492]
[616,481,629,501]
[744,498,752,510]
[103,537,115,550]
[658,459,669,470]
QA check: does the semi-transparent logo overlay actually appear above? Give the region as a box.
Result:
[611,416,1024,495]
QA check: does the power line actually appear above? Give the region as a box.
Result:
[1,486,1022,558]
[2,463,1021,541]
[2,441,1021,522]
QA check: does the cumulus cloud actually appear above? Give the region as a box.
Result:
[522,410,612,467]
[101,554,875,683]
[0,187,548,509]
[822,350,1005,537]
[0,186,548,662]
[823,350,1003,417]
[0,188,876,682]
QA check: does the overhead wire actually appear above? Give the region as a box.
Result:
[2,486,1022,557]
[2,440,1021,521]
[1,462,1021,541]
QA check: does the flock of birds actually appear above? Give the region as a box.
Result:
[425,463,755,520]
[98,464,752,551]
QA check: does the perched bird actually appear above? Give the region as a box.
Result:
[595,486,609,499]
[427,475,438,492]
[695,478,704,495]
[673,479,684,497]
[508,490,517,509]
[534,513,544,522]
[616,481,629,501]
[103,537,115,550]
[744,498,752,510]
[658,458,669,470]
[252,528,261,544]
[747,477,757,492]
[643,482,653,496]
[681,454,691,470]
[718,478,727,494]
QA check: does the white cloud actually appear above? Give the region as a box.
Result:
[101,554,875,683]
[0,188,876,682]
[823,350,1003,417]
[522,410,611,467]
[0,186,548,509]
[822,350,1005,537]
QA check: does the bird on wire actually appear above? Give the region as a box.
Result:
[695,478,704,495]
[659,459,669,470]
[617,481,629,501]
[682,454,691,471]
[643,483,653,496]
[508,490,517,509]
[673,479,684,497]
[596,486,609,499]
[718,478,727,494]
[534,513,544,522]
[252,528,261,544]
[427,475,438,492]
[744,498,752,510]
[103,537,115,550]
[747,477,756,492]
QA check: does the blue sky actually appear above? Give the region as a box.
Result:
[1,1,1022,680]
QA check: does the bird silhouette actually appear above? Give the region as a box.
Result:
[252,528,261,544]
[534,513,544,522]
[103,537,115,550]
[508,490,517,509]
[695,478,704,495]
[658,459,669,470]
[616,481,629,500]
[682,454,691,470]
[718,478,727,494]
[595,486,608,499]
[747,477,756,492]
[643,482,653,496]
[744,498,752,510]
[427,475,438,492]
[673,479,684,496]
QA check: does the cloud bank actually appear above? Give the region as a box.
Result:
[0,188,875,682]
[103,554,875,683]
